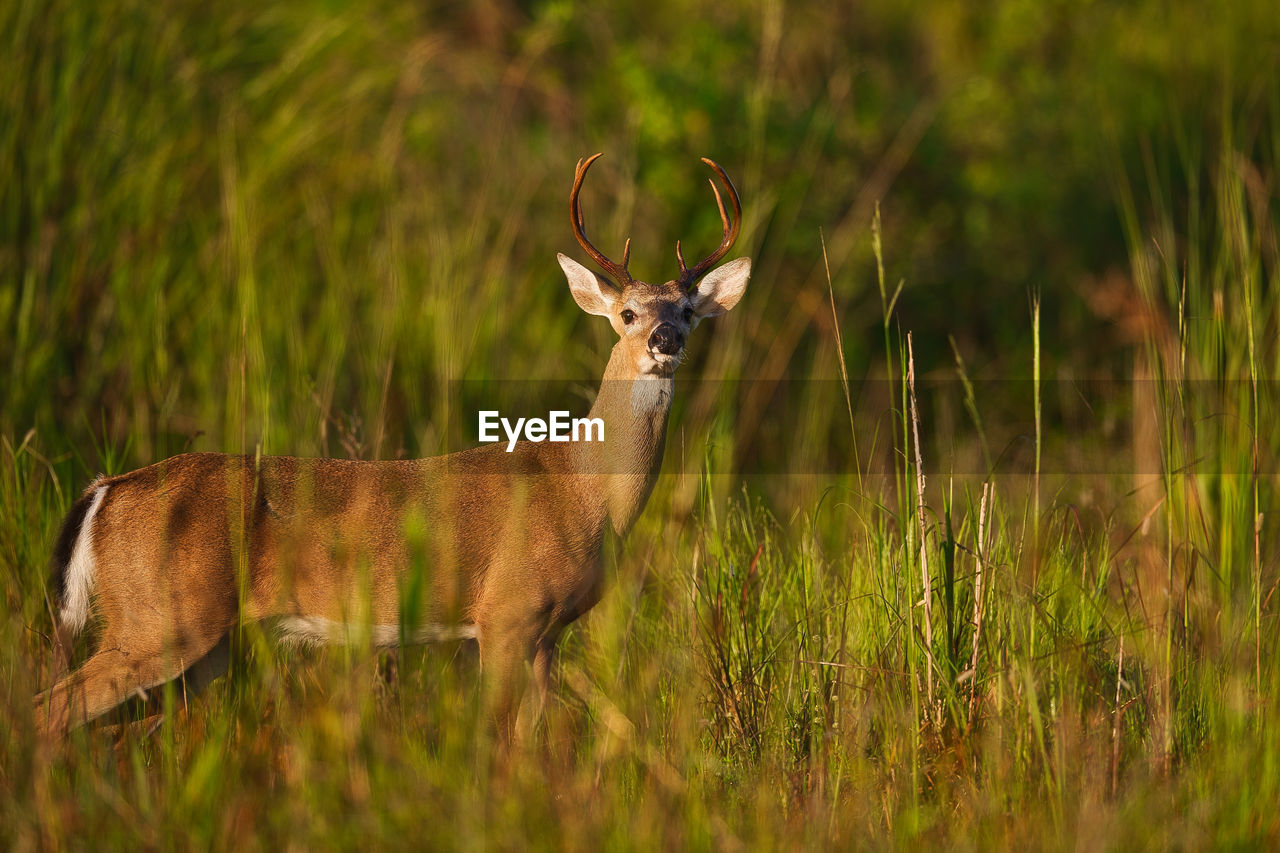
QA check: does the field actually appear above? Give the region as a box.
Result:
[2,0,1278,848]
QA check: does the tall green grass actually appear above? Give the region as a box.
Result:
[5,168,1276,845]
[2,0,1278,847]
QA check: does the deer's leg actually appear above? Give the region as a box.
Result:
[476,620,540,747]
[505,632,562,747]
[524,633,561,737]
[34,634,223,736]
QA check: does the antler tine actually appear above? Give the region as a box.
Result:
[569,152,632,287]
[676,157,742,290]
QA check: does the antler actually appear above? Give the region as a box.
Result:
[675,157,741,291]
[570,153,632,287]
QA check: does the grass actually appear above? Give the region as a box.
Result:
[2,0,1279,848]
[3,197,1277,845]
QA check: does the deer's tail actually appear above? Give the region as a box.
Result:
[49,481,108,634]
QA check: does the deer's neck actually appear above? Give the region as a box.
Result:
[575,344,674,535]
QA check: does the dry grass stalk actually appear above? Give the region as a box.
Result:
[906,333,934,713]
[967,481,991,720]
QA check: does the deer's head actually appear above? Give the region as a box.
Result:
[558,154,751,377]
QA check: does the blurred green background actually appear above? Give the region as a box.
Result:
[3,0,1280,847]
[5,0,1275,468]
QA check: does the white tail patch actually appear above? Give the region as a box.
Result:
[60,484,108,634]
[276,616,479,647]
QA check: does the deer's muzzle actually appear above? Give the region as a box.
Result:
[648,323,683,356]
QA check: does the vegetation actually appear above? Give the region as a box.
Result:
[2,0,1277,847]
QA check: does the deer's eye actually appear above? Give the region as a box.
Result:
[683,306,694,322]
[620,309,636,325]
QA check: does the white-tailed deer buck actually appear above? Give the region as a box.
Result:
[35,154,750,739]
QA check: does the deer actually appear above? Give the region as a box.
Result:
[33,153,751,741]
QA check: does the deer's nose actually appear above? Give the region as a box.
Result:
[648,323,683,355]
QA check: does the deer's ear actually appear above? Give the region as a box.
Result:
[691,257,751,318]
[558,254,619,317]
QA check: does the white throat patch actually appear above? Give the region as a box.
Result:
[631,374,673,415]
